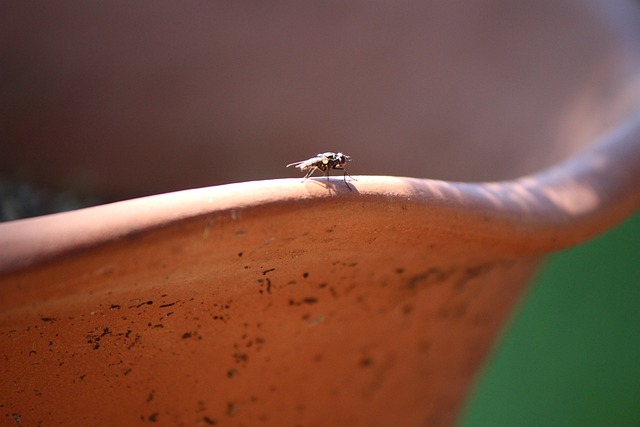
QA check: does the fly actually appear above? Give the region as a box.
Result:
[287,152,354,190]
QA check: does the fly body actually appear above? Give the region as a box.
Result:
[287,152,354,190]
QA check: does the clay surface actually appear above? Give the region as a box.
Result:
[0,180,541,426]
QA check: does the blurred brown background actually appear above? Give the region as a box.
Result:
[2,1,638,204]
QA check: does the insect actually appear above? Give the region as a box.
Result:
[287,152,354,190]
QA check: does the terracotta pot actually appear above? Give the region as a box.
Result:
[2,1,640,426]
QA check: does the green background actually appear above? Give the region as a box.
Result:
[460,211,640,427]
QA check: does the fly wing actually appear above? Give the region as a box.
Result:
[287,156,321,170]
[286,160,306,167]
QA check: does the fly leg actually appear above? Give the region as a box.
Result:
[343,170,357,182]
[333,166,355,191]
[333,168,353,191]
[302,167,318,182]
